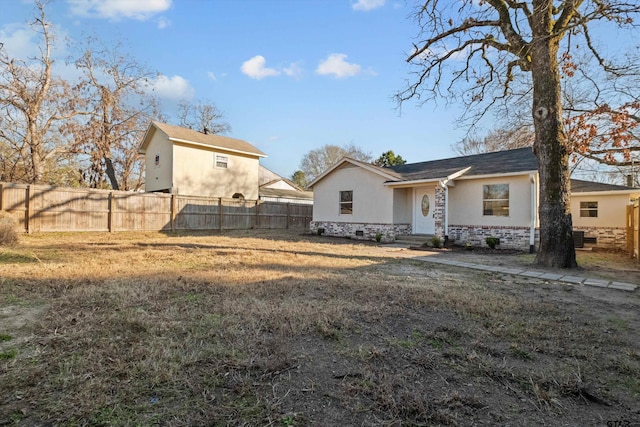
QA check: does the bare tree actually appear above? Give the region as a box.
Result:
[0,0,76,184]
[70,39,157,191]
[177,99,231,134]
[300,144,372,183]
[398,0,640,268]
[453,126,534,156]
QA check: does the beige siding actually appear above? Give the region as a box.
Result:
[393,188,412,223]
[448,174,534,227]
[571,193,632,228]
[172,142,259,199]
[144,130,174,193]
[312,164,394,223]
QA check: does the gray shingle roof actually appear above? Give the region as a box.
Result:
[570,179,639,192]
[388,147,538,181]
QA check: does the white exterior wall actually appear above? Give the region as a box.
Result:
[571,193,632,228]
[312,164,394,223]
[448,174,534,227]
[173,143,259,199]
[393,188,412,223]
[264,180,297,191]
[143,131,174,193]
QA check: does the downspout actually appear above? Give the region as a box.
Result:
[529,173,536,253]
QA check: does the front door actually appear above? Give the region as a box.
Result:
[414,187,435,234]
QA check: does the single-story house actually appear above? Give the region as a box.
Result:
[308,147,639,251]
[139,121,266,199]
[258,166,313,204]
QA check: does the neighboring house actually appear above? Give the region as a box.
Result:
[258,166,313,204]
[570,179,639,249]
[308,147,639,251]
[138,121,266,199]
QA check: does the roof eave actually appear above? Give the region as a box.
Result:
[169,137,267,158]
[308,157,399,188]
[456,170,539,180]
[571,190,640,197]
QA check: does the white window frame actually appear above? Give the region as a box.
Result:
[483,184,509,217]
[339,190,353,215]
[580,201,598,218]
[215,154,229,169]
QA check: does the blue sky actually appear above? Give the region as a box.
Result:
[2,0,478,178]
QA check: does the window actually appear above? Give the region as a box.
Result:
[580,201,598,217]
[340,190,353,214]
[483,184,509,216]
[215,154,228,169]
[154,154,160,168]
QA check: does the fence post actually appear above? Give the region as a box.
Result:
[286,203,290,229]
[171,194,176,231]
[25,185,31,233]
[218,197,223,231]
[107,192,114,232]
[628,205,633,258]
[0,183,4,211]
[255,200,260,229]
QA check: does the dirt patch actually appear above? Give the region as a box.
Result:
[0,230,639,426]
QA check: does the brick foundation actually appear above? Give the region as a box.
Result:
[448,225,539,251]
[310,221,411,243]
[573,226,627,250]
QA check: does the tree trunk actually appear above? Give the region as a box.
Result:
[531,0,577,268]
[103,156,120,190]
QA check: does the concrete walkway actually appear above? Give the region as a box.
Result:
[412,255,638,292]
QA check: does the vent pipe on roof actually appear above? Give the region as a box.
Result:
[203,127,210,135]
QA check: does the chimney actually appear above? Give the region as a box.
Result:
[627,174,634,188]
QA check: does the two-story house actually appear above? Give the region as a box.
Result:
[138,121,266,199]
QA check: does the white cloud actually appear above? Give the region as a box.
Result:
[283,61,303,79]
[0,24,39,59]
[241,55,280,80]
[207,71,217,81]
[315,53,362,78]
[147,74,194,100]
[67,0,172,21]
[352,0,386,11]
[157,16,171,29]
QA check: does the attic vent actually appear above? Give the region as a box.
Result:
[232,193,244,200]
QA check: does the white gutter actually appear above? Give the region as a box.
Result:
[529,173,536,253]
[455,170,539,180]
[570,190,640,197]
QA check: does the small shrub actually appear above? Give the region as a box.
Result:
[0,211,19,246]
[485,236,499,249]
[375,232,383,243]
[431,236,442,248]
[464,243,473,251]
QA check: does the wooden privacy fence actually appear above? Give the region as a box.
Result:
[0,182,312,233]
[629,200,639,263]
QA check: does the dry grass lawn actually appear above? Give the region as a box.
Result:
[1,230,639,426]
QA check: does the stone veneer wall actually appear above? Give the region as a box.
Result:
[448,225,539,251]
[434,186,446,238]
[310,221,412,243]
[573,226,627,250]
